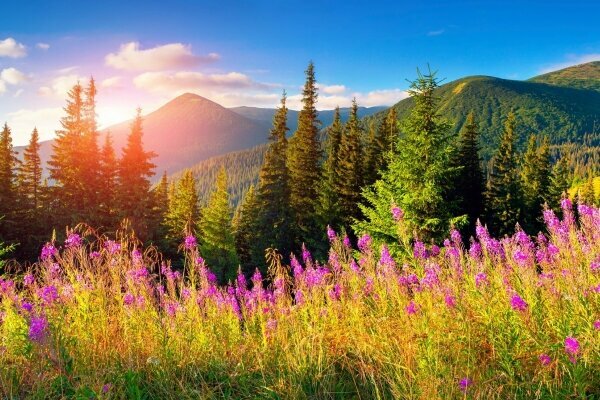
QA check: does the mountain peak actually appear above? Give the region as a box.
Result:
[529,61,600,92]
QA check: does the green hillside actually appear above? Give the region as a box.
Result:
[529,61,600,92]
[369,73,600,158]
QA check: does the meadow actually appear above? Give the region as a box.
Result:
[1,200,599,399]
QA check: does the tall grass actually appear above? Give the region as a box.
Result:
[1,200,599,399]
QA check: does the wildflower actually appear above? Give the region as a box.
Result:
[450,229,461,245]
[329,284,342,301]
[102,384,112,394]
[21,301,33,313]
[123,292,135,306]
[578,203,594,216]
[539,354,551,366]
[458,378,472,393]
[430,244,440,257]
[105,240,121,254]
[184,235,197,250]
[65,233,82,248]
[561,197,572,211]
[593,320,600,331]
[475,272,488,288]
[40,243,57,260]
[28,315,48,342]
[405,300,418,315]
[23,273,35,286]
[326,225,337,242]
[413,241,428,259]
[39,285,59,305]
[291,255,303,278]
[295,289,305,305]
[444,294,457,309]
[349,259,360,273]
[343,235,351,248]
[378,245,395,268]
[164,301,179,317]
[564,336,580,363]
[391,205,404,221]
[90,251,101,259]
[301,245,312,264]
[513,250,529,267]
[510,294,528,312]
[266,318,277,333]
[357,234,372,252]
[591,257,600,273]
[469,241,482,259]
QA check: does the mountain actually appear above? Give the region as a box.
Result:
[529,61,600,92]
[230,105,386,133]
[367,65,600,158]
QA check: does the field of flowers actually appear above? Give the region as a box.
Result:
[1,200,599,399]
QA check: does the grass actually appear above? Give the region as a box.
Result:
[0,201,599,399]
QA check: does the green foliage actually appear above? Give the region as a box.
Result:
[529,61,600,92]
[363,107,398,187]
[0,123,18,242]
[448,112,485,232]
[199,167,239,283]
[98,133,118,229]
[548,155,571,209]
[165,170,199,246]
[356,68,459,243]
[233,184,259,276]
[520,135,552,232]
[287,61,323,247]
[485,112,523,236]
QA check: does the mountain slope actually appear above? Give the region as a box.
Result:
[368,72,600,158]
[529,61,600,92]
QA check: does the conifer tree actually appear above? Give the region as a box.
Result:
[198,167,238,283]
[233,185,259,276]
[355,68,458,243]
[485,112,523,236]
[81,78,102,223]
[336,98,364,228]
[0,123,18,240]
[255,93,294,261]
[18,128,43,212]
[165,170,199,243]
[363,120,379,187]
[578,176,597,205]
[98,133,118,229]
[117,108,156,240]
[521,135,552,232]
[364,107,399,186]
[448,112,485,232]
[287,61,322,246]
[48,82,85,224]
[317,106,343,229]
[549,155,570,209]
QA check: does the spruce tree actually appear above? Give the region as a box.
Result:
[98,133,118,229]
[363,120,379,187]
[355,68,458,243]
[336,98,364,228]
[0,123,18,240]
[521,135,552,232]
[117,108,157,240]
[18,128,43,212]
[255,93,294,261]
[364,107,399,186]
[48,82,85,224]
[317,106,343,229]
[287,61,322,247]
[233,184,259,276]
[549,155,570,209]
[485,112,523,236]
[198,167,238,283]
[165,169,199,243]
[448,112,485,233]
[81,78,102,224]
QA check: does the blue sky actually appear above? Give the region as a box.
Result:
[1,0,599,145]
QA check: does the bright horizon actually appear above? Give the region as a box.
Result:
[1,0,599,145]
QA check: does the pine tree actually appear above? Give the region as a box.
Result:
[98,133,118,229]
[578,175,597,205]
[364,107,398,186]
[81,78,102,224]
[287,61,322,247]
[363,120,379,187]
[198,167,238,283]
[549,155,570,209]
[485,112,523,236]
[521,135,552,232]
[317,106,343,229]
[336,98,364,228]
[165,170,199,243]
[355,68,458,243]
[18,128,43,212]
[0,123,18,240]
[233,185,259,276]
[448,112,485,232]
[255,93,294,261]
[117,108,157,241]
[48,82,85,224]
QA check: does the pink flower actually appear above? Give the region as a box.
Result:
[538,353,551,366]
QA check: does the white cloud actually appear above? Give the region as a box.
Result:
[540,53,600,74]
[13,89,24,98]
[38,74,85,97]
[106,42,219,71]
[36,42,50,50]
[357,89,409,107]
[317,84,347,95]
[56,66,79,74]
[0,38,27,58]
[0,80,6,94]
[101,76,123,89]
[1,68,29,85]
[427,29,445,36]
[6,107,63,144]
[134,70,275,94]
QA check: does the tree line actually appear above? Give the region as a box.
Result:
[1,65,598,279]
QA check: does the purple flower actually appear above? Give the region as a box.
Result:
[539,353,552,366]
[450,229,462,245]
[405,300,418,315]
[326,225,337,242]
[469,241,482,259]
[39,285,59,305]
[513,250,529,267]
[105,240,121,254]
[329,284,342,301]
[102,384,112,394]
[21,301,34,312]
[391,205,404,221]
[184,235,197,250]
[510,294,528,312]
[561,197,572,211]
[444,294,457,308]
[123,292,135,306]
[459,378,472,393]
[301,245,312,264]
[40,243,57,260]
[28,315,48,342]
[564,336,580,363]
[23,273,35,286]
[591,257,600,273]
[593,320,600,331]
[357,234,372,252]
[65,233,82,248]
[90,251,101,259]
[342,235,351,248]
[413,241,428,259]
[378,245,395,268]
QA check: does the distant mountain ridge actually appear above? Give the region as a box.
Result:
[529,61,600,92]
